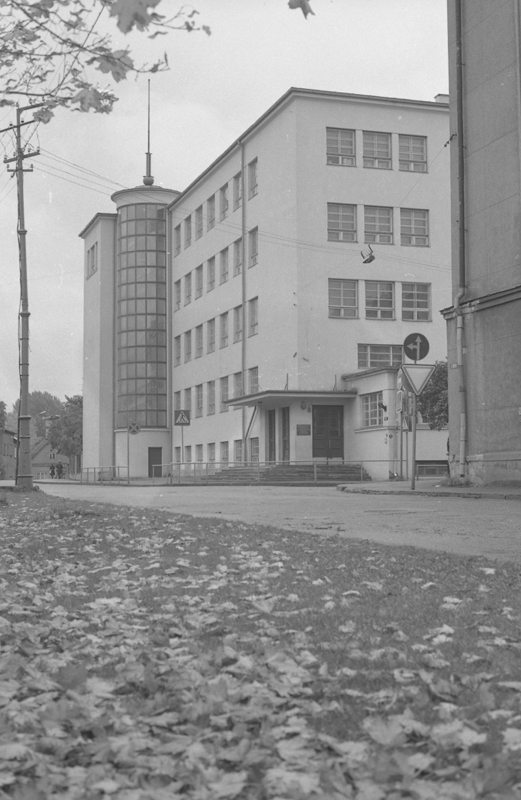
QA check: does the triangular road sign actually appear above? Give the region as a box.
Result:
[400,364,435,396]
[174,410,191,426]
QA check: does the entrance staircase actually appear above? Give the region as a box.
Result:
[194,462,372,485]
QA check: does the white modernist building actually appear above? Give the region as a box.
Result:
[81,88,451,480]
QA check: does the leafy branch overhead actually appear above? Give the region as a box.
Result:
[0,0,211,122]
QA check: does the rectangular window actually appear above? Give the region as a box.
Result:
[363,131,391,169]
[195,324,203,358]
[185,445,191,463]
[195,264,203,298]
[234,371,243,398]
[174,279,181,311]
[207,256,215,291]
[248,158,258,198]
[175,446,181,463]
[233,172,242,210]
[184,273,192,305]
[86,242,98,278]
[195,384,203,417]
[250,437,259,463]
[326,127,355,166]
[362,392,384,427]
[208,442,216,462]
[327,203,356,242]
[195,205,203,239]
[207,380,215,415]
[400,208,429,246]
[364,206,393,244]
[365,281,394,319]
[248,297,258,336]
[233,305,243,343]
[184,330,192,362]
[207,318,216,353]
[220,440,229,462]
[402,282,431,321]
[220,376,229,412]
[249,227,258,266]
[174,224,181,256]
[220,184,228,220]
[174,336,181,367]
[184,388,191,413]
[196,444,203,462]
[249,366,259,394]
[207,195,215,230]
[220,247,229,284]
[220,312,228,348]
[399,134,427,172]
[174,391,181,410]
[328,279,357,318]
[234,238,243,276]
[358,344,402,369]
[184,215,191,248]
[234,439,243,463]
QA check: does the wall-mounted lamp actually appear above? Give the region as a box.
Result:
[378,402,387,412]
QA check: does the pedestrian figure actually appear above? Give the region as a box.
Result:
[50,464,55,479]
[56,462,63,479]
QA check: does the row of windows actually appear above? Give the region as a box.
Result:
[174,367,259,418]
[174,160,258,255]
[328,204,429,246]
[327,129,427,172]
[329,280,430,321]
[174,438,259,464]
[174,298,259,366]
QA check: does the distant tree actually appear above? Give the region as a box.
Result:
[9,391,64,439]
[417,361,448,430]
[0,400,5,479]
[48,395,83,473]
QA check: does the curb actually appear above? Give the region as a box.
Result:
[336,485,521,501]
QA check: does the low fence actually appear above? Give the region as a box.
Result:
[80,466,129,484]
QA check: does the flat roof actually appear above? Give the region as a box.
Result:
[226,388,358,409]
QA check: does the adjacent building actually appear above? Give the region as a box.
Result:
[81,88,451,480]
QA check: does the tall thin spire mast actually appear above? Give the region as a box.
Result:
[143,80,154,186]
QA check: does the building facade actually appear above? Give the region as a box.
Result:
[81,88,451,480]
[444,1,521,484]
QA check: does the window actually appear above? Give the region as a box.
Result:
[207,256,215,291]
[402,283,431,321]
[220,440,229,462]
[174,391,181,410]
[195,384,203,417]
[208,442,216,462]
[220,312,228,348]
[248,158,258,198]
[174,225,181,256]
[248,297,258,336]
[362,392,384,427]
[234,371,243,398]
[184,273,192,305]
[401,208,429,246]
[174,336,181,367]
[250,437,259,463]
[234,238,243,276]
[233,172,242,210]
[175,446,181,463]
[207,318,216,353]
[184,330,192,362]
[220,247,229,284]
[234,439,243,463]
[174,279,181,311]
[195,324,203,358]
[87,242,98,278]
[185,445,191,463]
[220,376,229,412]
[220,184,228,220]
[358,344,402,369]
[399,134,427,172]
[328,279,357,318]
[195,264,203,298]
[249,227,258,266]
[207,380,216,415]
[365,281,394,319]
[233,305,243,343]
[195,205,203,239]
[184,387,191,413]
[363,131,391,169]
[196,444,203,462]
[327,203,356,242]
[184,215,191,248]
[207,195,215,230]
[364,206,393,244]
[249,366,259,394]
[326,127,355,166]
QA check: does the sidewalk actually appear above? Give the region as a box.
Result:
[337,478,521,500]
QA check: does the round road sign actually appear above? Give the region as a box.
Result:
[128,422,140,435]
[403,332,429,362]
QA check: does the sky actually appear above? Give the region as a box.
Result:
[0,0,449,410]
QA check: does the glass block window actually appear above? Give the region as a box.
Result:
[361,392,384,427]
[220,312,228,348]
[328,279,357,318]
[401,208,429,246]
[249,228,258,266]
[195,205,203,239]
[233,172,242,210]
[249,366,259,394]
[207,318,216,353]
[174,336,181,367]
[364,206,393,244]
[195,264,203,298]
[184,272,191,305]
[207,256,215,291]
[402,283,431,321]
[207,195,215,230]
[184,387,191,413]
[233,305,243,343]
[220,184,228,220]
[195,324,203,358]
[326,127,355,166]
[234,439,243,462]
[358,344,402,369]
[249,297,258,336]
[174,279,181,311]
[365,281,394,319]
[184,215,191,248]
[184,330,192,362]
[399,134,427,172]
[363,131,391,169]
[220,377,229,412]
[207,381,216,415]
[195,384,203,418]
[327,203,356,242]
[174,224,181,256]
[220,247,229,284]
[248,158,258,198]
[234,238,242,276]
[220,441,229,462]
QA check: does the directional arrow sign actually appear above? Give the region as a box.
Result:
[403,332,429,362]
[174,409,191,426]
[400,364,436,396]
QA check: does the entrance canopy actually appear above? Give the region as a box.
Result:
[225,389,358,410]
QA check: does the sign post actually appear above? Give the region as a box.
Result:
[174,410,191,466]
[401,333,433,490]
[127,422,140,483]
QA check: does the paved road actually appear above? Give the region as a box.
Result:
[40,483,521,562]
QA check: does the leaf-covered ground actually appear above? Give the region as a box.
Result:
[1,488,521,799]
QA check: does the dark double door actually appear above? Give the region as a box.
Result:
[312,406,344,459]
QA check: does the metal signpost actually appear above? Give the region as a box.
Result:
[401,333,435,490]
[174,410,191,463]
[127,422,140,483]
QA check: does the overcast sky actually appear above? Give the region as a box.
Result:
[0,0,449,410]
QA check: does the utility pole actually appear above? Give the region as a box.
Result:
[2,103,44,488]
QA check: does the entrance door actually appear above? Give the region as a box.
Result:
[312,406,344,459]
[281,407,290,462]
[267,410,276,462]
[148,447,162,478]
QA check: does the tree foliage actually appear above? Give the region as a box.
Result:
[418,360,449,430]
[8,391,64,438]
[48,394,82,458]
[1,1,210,122]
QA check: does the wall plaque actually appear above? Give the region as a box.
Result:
[296,424,311,435]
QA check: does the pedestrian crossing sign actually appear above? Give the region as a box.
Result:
[174,410,191,426]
